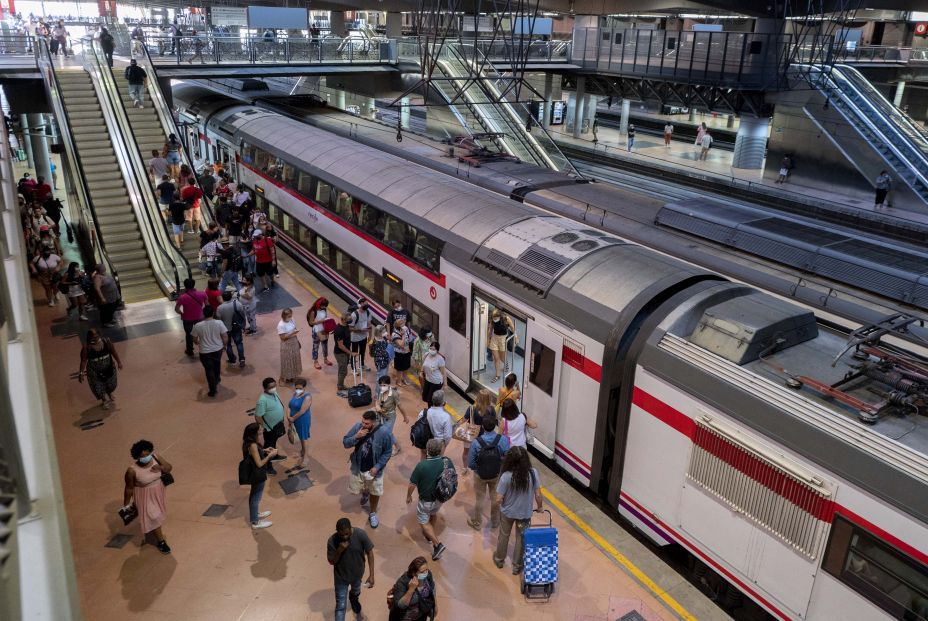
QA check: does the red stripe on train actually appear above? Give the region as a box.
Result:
[240,161,446,288]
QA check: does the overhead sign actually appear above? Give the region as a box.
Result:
[247,6,308,30]
[916,22,928,36]
[211,7,248,27]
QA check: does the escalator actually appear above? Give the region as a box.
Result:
[37,39,186,303]
[799,64,928,208]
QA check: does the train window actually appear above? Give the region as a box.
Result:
[314,236,331,264]
[357,265,376,294]
[449,290,466,337]
[413,233,441,272]
[410,299,437,337]
[358,203,386,238]
[316,181,334,210]
[281,163,297,188]
[333,190,355,223]
[334,249,351,279]
[823,516,928,620]
[282,213,292,235]
[528,339,555,396]
[268,204,279,224]
[297,170,313,196]
[614,33,622,45]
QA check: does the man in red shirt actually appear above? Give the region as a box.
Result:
[180,178,204,233]
[34,176,53,202]
[174,278,207,356]
[251,229,276,292]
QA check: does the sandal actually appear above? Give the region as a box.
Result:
[324,359,333,367]
[492,376,500,383]
[314,362,322,370]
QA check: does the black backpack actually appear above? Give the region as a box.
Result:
[433,457,458,503]
[409,411,432,449]
[474,434,503,480]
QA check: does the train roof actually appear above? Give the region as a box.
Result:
[207,106,721,342]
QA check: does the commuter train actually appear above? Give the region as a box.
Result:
[175,86,928,621]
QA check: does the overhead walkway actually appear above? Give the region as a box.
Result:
[36,39,189,302]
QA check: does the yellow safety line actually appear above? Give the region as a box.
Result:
[541,488,697,621]
[288,262,694,619]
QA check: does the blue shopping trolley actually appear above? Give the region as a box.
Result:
[522,509,558,599]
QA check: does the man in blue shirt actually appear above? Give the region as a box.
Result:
[467,416,509,530]
[343,410,393,529]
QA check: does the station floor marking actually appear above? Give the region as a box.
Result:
[286,263,696,620]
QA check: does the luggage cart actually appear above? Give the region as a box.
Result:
[522,509,558,599]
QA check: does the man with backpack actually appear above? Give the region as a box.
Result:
[216,290,246,367]
[466,416,510,530]
[406,438,455,561]
[124,58,148,108]
[343,410,393,529]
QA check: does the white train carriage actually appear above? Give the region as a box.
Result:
[174,86,928,621]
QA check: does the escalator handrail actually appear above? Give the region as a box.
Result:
[800,64,928,193]
[83,37,185,295]
[33,38,120,288]
[137,40,218,225]
[833,64,928,152]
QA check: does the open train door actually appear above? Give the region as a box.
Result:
[522,322,561,459]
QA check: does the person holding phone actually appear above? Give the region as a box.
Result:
[242,422,277,529]
[327,517,375,621]
[277,308,302,385]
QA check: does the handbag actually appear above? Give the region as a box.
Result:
[287,423,299,444]
[452,419,478,443]
[118,504,138,525]
[160,472,175,486]
[238,456,266,485]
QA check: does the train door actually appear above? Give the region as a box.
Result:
[470,290,526,401]
[218,142,237,180]
[522,322,561,458]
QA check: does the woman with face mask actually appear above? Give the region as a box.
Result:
[410,325,433,376]
[419,341,446,408]
[286,378,312,472]
[122,439,172,554]
[277,307,302,385]
[486,310,517,384]
[389,556,437,621]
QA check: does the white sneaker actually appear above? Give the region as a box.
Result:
[257,511,271,519]
[251,520,272,530]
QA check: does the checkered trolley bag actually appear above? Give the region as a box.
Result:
[522,509,558,599]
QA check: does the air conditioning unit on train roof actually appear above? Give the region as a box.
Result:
[688,292,818,365]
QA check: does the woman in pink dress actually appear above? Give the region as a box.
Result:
[122,440,172,554]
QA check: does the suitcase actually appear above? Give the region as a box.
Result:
[522,509,558,599]
[347,355,372,408]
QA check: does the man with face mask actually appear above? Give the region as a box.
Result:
[255,377,287,474]
[385,297,409,334]
[349,298,373,372]
[327,517,375,621]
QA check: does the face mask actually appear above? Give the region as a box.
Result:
[428,348,437,355]
[417,571,429,581]
[138,454,154,465]
[394,306,402,311]
[294,388,304,395]
[493,317,500,323]
[267,387,277,394]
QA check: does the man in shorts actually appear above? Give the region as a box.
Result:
[168,192,188,248]
[342,410,393,529]
[406,438,453,561]
[251,228,276,292]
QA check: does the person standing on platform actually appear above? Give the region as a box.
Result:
[419,342,446,408]
[99,27,115,68]
[406,438,451,561]
[389,557,437,621]
[255,378,287,475]
[123,440,172,554]
[392,318,414,386]
[174,278,206,356]
[219,238,243,293]
[79,328,122,409]
[252,229,276,292]
[217,290,246,367]
[93,263,121,327]
[664,122,673,147]
[627,124,636,151]
[240,275,259,335]
[307,297,333,370]
[460,389,496,474]
[874,170,892,209]
[698,130,713,161]
[277,308,302,385]
[422,390,452,459]
[375,375,406,456]
[327,517,375,621]
[287,378,312,472]
[493,446,543,575]
[242,422,276,530]
[334,314,353,398]
[385,297,410,334]
[343,410,393,529]
[191,305,227,397]
[348,299,373,372]
[467,415,509,531]
[124,59,147,108]
[695,121,707,149]
[777,155,792,183]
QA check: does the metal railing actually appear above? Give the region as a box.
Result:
[33,38,119,287]
[144,34,397,65]
[83,37,187,295]
[836,45,928,64]
[0,33,35,55]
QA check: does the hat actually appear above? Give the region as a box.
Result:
[251,229,263,238]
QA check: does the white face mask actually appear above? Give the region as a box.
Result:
[138,454,154,465]
[428,348,437,355]
[417,571,429,581]
[267,387,277,395]
[493,317,500,323]
[294,388,304,395]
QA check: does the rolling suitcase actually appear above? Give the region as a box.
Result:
[522,509,558,599]
[347,354,372,408]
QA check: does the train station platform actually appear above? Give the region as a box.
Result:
[22,151,726,619]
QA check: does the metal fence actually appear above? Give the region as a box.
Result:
[145,35,397,65]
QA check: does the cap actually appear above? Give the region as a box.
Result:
[251,229,263,238]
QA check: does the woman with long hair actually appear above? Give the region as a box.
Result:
[460,388,494,473]
[496,373,521,409]
[499,398,537,449]
[389,556,437,621]
[486,309,517,383]
[242,422,277,529]
[493,446,542,575]
[306,296,333,369]
[277,307,302,384]
[61,261,88,320]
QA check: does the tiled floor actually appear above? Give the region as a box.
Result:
[35,253,689,621]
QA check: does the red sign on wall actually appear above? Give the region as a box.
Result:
[915,23,928,36]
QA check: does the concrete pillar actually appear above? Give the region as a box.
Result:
[337,89,346,110]
[386,12,402,39]
[731,116,769,169]
[688,108,696,122]
[330,12,346,37]
[573,76,586,138]
[20,114,34,168]
[28,113,52,183]
[542,73,553,129]
[893,80,906,108]
[619,98,630,134]
[400,96,410,129]
[727,114,735,128]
